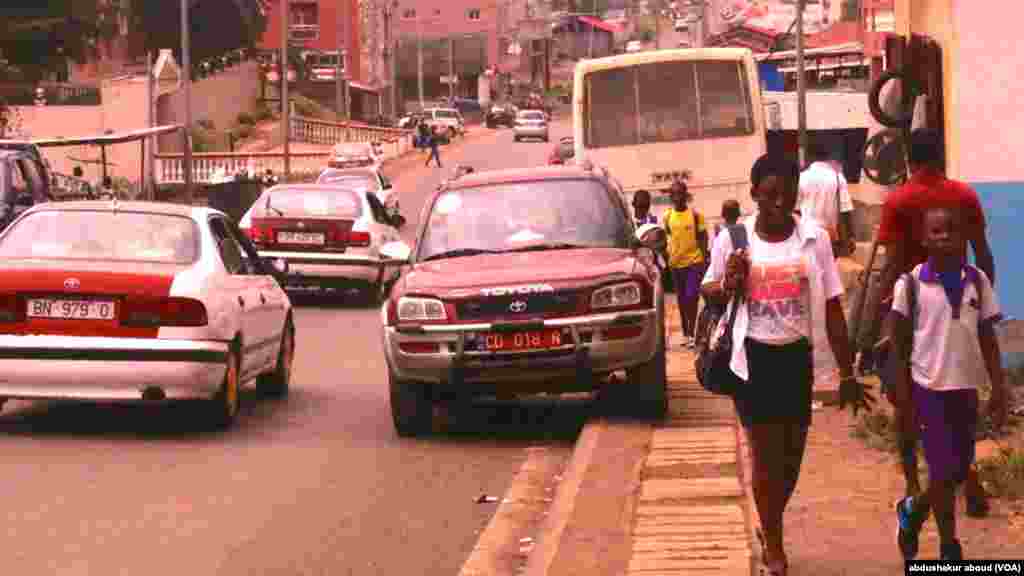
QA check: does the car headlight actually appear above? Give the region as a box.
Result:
[591,281,643,310]
[397,296,447,321]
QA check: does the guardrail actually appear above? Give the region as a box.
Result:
[155,117,414,184]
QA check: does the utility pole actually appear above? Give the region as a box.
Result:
[281,0,290,177]
[448,37,455,100]
[416,13,424,109]
[697,0,706,48]
[387,1,397,117]
[654,3,660,49]
[181,0,193,203]
[336,0,348,120]
[796,0,807,167]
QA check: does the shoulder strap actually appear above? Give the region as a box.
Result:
[727,224,749,251]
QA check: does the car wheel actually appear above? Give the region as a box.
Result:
[257,318,294,398]
[389,367,433,437]
[625,328,667,418]
[210,346,242,429]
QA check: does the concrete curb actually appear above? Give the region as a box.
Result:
[456,447,567,576]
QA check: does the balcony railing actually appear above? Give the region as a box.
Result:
[289,24,320,42]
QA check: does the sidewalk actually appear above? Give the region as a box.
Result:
[624,301,755,575]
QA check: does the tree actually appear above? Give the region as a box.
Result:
[131,0,266,66]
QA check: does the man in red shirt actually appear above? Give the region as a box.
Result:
[874,129,996,516]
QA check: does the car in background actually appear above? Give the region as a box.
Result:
[0,200,294,429]
[377,164,667,436]
[397,112,427,130]
[423,107,465,142]
[315,165,404,227]
[486,104,516,128]
[239,184,403,303]
[0,149,52,231]
[548,136,575,165]
[513,109,549,142]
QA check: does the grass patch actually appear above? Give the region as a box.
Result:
[977,445,1024,500]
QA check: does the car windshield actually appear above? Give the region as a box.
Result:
[521,111,545,120]
[316,170,376,190]
[417,179,628,261]
[252,187,363,218]
[0,210,199,264]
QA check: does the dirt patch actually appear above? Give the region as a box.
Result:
[779,406,1024,572]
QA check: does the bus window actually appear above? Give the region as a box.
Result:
[695,61,754,138]
[584,67,636,149]
[637,60,699,144]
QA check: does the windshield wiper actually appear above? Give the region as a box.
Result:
[422,248,501,261]
[505,242,589,253]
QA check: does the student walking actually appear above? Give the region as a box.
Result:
[889,206,1009,562]
[798,143,855,257]
[425,127,442,168]
[702,154,873,576]
[871,129,997,517]
[663,180,708,348]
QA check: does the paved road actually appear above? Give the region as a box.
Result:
[0,121,584,575]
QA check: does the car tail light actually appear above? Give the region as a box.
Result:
[247,224,273,245]
[347,231,371,247]
[0,293,23,323]
[121,297,208,328]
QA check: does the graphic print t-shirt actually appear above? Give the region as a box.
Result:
[745,231,811,345]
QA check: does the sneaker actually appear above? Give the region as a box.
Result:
[940,540,963,561]
[896,496,923,559]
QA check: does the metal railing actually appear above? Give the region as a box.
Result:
[155,117,414,184]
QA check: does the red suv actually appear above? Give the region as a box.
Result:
[377,164,667,436]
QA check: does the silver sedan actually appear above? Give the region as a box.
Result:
[513,109,550,142]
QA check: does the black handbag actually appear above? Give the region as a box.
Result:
[695,225,748,396]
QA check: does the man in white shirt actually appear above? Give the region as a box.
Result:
[798,144,855,255]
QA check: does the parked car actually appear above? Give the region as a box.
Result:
[513,109,549,142]
[486,105,516,128]
[239,184,404,303]
[0,149,51,231]
[397,113,426,129]
[423,107,466,142]
[0,201,294,429]
[314,165,403,227]
[548,136,575,165]
[377,164,667,436]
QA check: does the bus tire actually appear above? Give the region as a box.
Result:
[868,69,918,129]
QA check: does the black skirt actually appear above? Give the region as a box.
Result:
[732,338,813,428]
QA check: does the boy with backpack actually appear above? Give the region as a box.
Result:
[890,206,1009,562]
[663,180,708,348]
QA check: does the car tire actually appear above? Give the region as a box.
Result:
[210,346,242,429]
[626,328,667,418]
[389,368,433,437]
[257,318,294,398]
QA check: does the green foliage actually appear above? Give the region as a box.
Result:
[977,445,1024,500]
[0,1,120,80]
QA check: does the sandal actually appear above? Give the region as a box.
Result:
[756,528,789,576]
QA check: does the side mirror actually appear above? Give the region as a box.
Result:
[380,241,412,264]
[264,257,289,276]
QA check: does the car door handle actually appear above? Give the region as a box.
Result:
[238,296,245,308]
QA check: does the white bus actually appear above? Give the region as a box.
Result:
[573,48,766,223]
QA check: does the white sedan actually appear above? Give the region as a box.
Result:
[239,184,403,302]
[314,165,404,227]
[0,200,295,429]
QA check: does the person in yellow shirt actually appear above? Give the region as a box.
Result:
[664,180,709,348]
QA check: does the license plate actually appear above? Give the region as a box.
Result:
[483,329,564,351]
[277,231,325,245]
[27,298,116,320]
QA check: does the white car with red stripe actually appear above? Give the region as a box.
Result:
[0,200,295,429]
[239,184,403,301]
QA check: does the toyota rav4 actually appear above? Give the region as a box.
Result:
[378,164,667,436]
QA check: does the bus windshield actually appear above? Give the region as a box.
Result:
[583,59,754,149]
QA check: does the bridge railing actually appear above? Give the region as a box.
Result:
[155,117,414,184]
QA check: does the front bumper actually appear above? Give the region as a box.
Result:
[382,309,659,390]
[258,249,385,286]
[0,336,229,402]
[514,126,549,139]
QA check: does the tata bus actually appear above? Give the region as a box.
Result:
[573,47,766,223]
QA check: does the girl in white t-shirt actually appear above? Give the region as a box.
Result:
[702,154,873,576]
